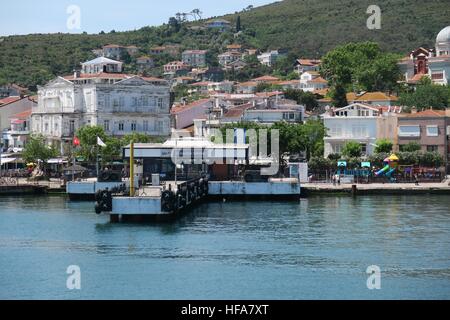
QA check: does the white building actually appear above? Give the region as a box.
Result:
[257,50,280,67]
[299,71,328,92]
[322,103,399,157]
[32,57,171,154]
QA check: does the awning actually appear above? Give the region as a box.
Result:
[48,158,68,164]
[1,158,17,165]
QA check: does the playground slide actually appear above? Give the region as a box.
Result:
[376,165,390,176]
[386,168,396,177]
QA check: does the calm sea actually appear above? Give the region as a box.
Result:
[0,195,449,299]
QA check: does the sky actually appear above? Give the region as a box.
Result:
[0,0,276,36]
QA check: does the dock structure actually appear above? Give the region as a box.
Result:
[96,177,209,222]
[66,179,130,200]
[209,178,301,200]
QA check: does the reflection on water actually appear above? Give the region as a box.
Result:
[0,195,450,299]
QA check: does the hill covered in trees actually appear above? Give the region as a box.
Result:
[0,0,448,89]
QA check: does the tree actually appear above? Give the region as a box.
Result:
[398,79,450,110]
[122,133,164,145]
[331,82,348,108]
[168,17,181,33]
[321,42,401,92]
[76,125,107,163]
[375,139,393,154]
[236,16,241,32]
[283,89,319,111]
[342,141,362,158]
[22,134,58,163]
[401,142,421,152]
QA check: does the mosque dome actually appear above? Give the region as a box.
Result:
[436,26,450,56]
[436,26,450,44]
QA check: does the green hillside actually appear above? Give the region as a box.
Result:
[0,0,448,89]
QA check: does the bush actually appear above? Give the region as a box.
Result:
[375,139,393,154]
[342,141,362,158]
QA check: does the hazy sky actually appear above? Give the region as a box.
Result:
[0,0,276,36]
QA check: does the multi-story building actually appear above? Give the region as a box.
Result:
[136,56,155,73]
[294,59,321,74]
[2,109,31,150]
[101,44,139,60]
[322,103,400,157]
[257,50,280,67]
[299,71,328,92]
[397,109,450,170]
[163,61,190,75]
[31,57,171,154]
[182,50,208,68]
[218,51,243,67]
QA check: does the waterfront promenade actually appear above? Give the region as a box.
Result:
[302,176,450,195]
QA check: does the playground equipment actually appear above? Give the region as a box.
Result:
[375,154,399,179]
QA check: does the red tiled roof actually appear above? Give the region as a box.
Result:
[296,59,321,66]
[252,75,280,82]
[171,98,212,114]
[399,109,446,118]
[309,76,328,84]
[223,103,253,118]
[0,96,21,105]
[10,109,32,120]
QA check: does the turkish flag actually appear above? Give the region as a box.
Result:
[73,137,81,146]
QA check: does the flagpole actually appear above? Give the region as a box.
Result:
[96,144,99,179]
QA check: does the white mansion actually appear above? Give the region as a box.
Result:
[32,57,171,154]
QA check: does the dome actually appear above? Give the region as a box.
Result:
[436,26,450,44]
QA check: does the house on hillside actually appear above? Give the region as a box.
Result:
[182,50,208,68]
[294,59,321,74]
[205,19,231,31]
[136,56,155,73]
[299,71,328,92]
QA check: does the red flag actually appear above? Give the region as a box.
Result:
[73,137,80,146]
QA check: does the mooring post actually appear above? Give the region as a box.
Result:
[352,184,357,197]
[130,141,134,197]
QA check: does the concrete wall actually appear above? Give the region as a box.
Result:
[112,197,163,215]
[67,181,125,195]
[208,181,300,196]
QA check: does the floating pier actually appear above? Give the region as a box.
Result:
[66,180,131,200]
[96,177,209,222]
[208,178,301,200]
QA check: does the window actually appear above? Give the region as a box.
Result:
[54,123,59,133]
[398,125,420,137]
[431,72,444,80]
[333,144,343,154]
[329,126,342,137]
[104,120,110,132]
[131,121,137,131]
[157,98,163,108]
[352,125,367,137]
[118,121,124,131]
[361,144,367,154]
[427,145,438,152]
[426,125,439,137]
[44,123,49,132]
[69,120,75,135]
[143,120,149,132]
